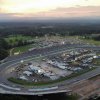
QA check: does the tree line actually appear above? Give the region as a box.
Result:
[0,38,9,60]
[0,23,100,37]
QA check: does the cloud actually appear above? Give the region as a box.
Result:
[0,13,28,21]
[33,6,100,18]
[1,0,100,14]
[0,6,100,21]
[0,7,4,12]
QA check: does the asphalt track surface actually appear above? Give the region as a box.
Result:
[0,44,100,95]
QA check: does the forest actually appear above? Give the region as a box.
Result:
[0,38,9,60]
[0,22,100,37]
[0,22,100,60]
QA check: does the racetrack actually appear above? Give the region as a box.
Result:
[0,44,100,95]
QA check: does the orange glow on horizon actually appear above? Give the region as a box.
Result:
[0,0,100,18]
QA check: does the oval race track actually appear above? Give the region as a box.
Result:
[0,44,100,95]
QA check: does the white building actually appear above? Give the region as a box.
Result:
[29,65,45,75]
[19,76,28,80]
[48,60,67,70]
[23,71,32,76]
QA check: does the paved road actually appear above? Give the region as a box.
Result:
[3,44,100,63]
[0,44,100,95]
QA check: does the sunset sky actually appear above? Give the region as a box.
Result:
[0,0,100,21]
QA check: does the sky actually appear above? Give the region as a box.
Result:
[0,0,100,21]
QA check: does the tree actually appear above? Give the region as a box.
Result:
[94,35,100,41]
[0,38,9,60]
[0,38,9,49]
[0,49,8,60]
[17,40,24,46]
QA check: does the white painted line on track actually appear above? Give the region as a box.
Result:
[28,86,58,92]
[0,48,75,69]
[0,83,21,91]
[0,47,74,66]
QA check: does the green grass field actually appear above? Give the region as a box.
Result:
[93,59,100,65]
[80,36,100,46]
[5,35,36,55]
[84,39,100,45]
[5,35,34,45]
[12,45,33,54]
[10,43,41,55]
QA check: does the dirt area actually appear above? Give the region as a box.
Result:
[69,75,100,100]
